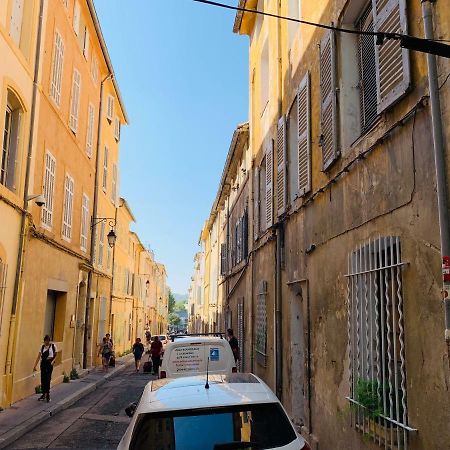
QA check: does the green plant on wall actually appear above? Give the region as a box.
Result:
[355,379,382,419]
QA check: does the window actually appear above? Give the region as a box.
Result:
[347,236,410,448]
[255,280,267,366]
[1,92,22,192]
[107,246,112,269]
[102,146,108,191]
[73,1,80,35]
[276,116,287,216]
[106,95,114,121]
[44,290,57,339]
[91,55,98,83]
[41,151,56,228]
[82,26,89,59]
[111,163,117,204]
[98,221,105,267]
[44,290,66,342]
[114,116,120,141]
[50,32,64,106]
[320,30,338,170]
[0,259,8,335]
[297,72,311,196]
[9,0,24,46]
[220,243,228,276]
[231,209,248,267]
[80,193,89,251]
[69,69,81,133]
[260,40,269,116]
[86,103,94,157]
[287,96,299,203]
[62,174,74,240]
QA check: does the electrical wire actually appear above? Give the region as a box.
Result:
[194,0,448,45]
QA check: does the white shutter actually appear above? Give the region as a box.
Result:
[80,194,89,251]
[98,221,105,267]
[115,166,120,207]
[114,116,120,141]
[50,32,64,106]
[91,55,98,82]
[86,103,94,157]
[373,0,410,113]
[276,116,287,217]
[102,146,108,190]
[69,69,81,133]
[320,29,338,171]
[62,174,74,240]
[298,72,311,196]
[73,1,80,35]
[254,168,259,241]
[106,95,114,121]
[83,27,89,59]
[265,139,274,229]
[111,163,117,203]
[9,0,24,45]
[42,151,56,228]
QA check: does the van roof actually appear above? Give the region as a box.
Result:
[167,336,226,345]
[138,374,276,413]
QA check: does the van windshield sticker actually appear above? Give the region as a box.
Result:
[210,348,220,361]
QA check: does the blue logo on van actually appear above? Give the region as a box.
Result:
[210,348,220,361]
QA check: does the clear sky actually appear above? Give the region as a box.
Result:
[94,1,249,294]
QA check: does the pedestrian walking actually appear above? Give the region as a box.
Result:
[227,328,240,363]
[98,337,112,371]
[150,335,163,376]
[132,338,145,372]
[106,333,115,367]
[33,335,57,402]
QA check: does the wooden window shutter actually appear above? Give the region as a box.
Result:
[320,29,338,171]
[73,1,80,35]
[276,116,287,217]
[298,72,311,196]
[373,0,410,113]
[10,0,24,45]
[253,168,260,241]
[265,139,274,229]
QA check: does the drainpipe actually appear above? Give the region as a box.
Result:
[274,0,284,401]
[6,0,45,390]
[83,73,112,369]
[421,0,450,354]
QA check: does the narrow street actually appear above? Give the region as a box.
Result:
[6,369,154,450]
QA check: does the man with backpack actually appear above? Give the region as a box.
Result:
[33,335,57,402]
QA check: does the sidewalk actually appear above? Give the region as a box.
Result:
[0,355,134,449]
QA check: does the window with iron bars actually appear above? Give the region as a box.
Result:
[346,236,415,449]
[255,280,267,367]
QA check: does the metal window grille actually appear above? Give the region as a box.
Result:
[255,280,267,367]
[346,236,415,449]
[0,260,8,335]
[237,300,244,372]
[358,7,378,133]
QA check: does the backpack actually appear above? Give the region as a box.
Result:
[41,344,56,360]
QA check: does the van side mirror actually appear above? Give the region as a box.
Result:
[125,402,138,417]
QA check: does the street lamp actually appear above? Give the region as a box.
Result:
[107,228,117,248]
[91,217,117,248]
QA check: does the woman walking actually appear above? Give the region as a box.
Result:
[98,337,112,371]
[132,338,145,372]
[33,335,57,402]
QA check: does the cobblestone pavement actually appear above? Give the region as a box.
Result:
[7,368,154,450]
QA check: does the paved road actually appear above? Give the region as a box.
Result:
[7,368,154,450]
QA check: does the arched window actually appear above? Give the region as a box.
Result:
[1,89,23,193]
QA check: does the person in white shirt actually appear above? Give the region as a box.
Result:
[33,335,57,402]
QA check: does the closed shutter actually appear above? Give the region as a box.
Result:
[320,30,338,171]
[86,103,94,157]
[102,146,108,190]
[80,194,89,251]
[112,163,117,203]
[69,70,81,132]
[243,208,249,258]
[265,139,274,229]
[9,0,24,45]
[62,174,74,240]
[253,168,260,241]
[220,243,227,275]
[106,96,114,121]
[42,152,56,228]
[276,116,287,217]
[373,0,410,113]
[50,32,64,106]
[73,1,80,35]
[298,72,311,196]
[83,27,89,58]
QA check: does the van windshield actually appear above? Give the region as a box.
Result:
[129,403,297,450]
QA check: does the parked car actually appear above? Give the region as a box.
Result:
[151,334,168,354]
[159,335,236,379]
[118,373,310,450]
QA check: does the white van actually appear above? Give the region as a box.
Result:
[159,336,237,379]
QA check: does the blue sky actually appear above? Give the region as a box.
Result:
[94,1,249,294]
